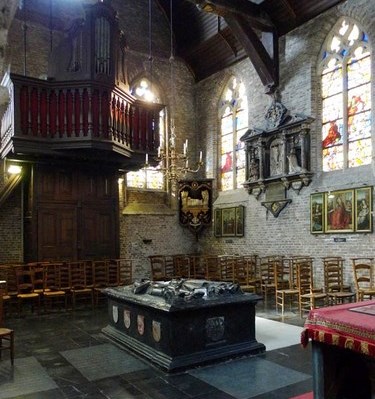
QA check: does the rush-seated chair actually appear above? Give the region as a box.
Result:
[0,281,14,365]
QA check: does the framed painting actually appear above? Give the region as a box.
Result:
[235,206,245,236]
[325,189,354,233]
[214,208,222,237]
[310,193,324,234]
[222,207,236,236]
[355,187,372,232]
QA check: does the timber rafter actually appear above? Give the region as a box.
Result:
[189,0,279,94]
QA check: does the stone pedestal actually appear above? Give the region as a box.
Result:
[102,281,265,372]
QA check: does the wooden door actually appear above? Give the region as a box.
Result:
[37,206,77,261]
[80,207,117,260]
[26,164,119,262]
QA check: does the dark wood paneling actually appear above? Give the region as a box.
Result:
[25,164,119,262]
[37,206,77,261]
[80,207,117,260]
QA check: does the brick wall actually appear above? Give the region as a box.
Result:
[0,159,23,262]
[1,0,375,286]
[196,0,375,288]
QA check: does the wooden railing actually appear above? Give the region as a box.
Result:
[0,73,163,162]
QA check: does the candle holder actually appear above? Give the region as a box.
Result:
[144,124,203,184]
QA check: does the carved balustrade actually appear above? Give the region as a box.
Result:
[0,73,163,165]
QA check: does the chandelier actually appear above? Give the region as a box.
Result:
[144,0,203,185]
[152,124,203,183]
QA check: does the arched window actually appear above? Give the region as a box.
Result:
[219,77,248,191]
[321,19,371,172]
[126,78,165,190]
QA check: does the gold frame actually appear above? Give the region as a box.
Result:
[214,206,245,237]
[355,187,372,232]
[310,193,324,234]
[325,189,354,233]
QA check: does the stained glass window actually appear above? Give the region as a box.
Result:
[126,78,165,190]
[321,19,371,172]
[220,77,248,191]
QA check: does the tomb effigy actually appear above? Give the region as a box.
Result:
[102,279,265,372]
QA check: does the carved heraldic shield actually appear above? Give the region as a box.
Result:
[206,316,225,342]
[152,320,161,342]
[137,315,145,335]
[112,305,119,324]
[124,309,131,329]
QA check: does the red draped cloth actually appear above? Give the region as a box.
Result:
[301,300,375,358]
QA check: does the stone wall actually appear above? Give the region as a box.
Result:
[1,0,375,287]
[0,159,23,262]
[1,0,198,273]
[196,0,375,288]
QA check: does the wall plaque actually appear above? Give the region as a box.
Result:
[178,180,213,238]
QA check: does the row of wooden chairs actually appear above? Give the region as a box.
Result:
[149,253,375,317]
[149,254,260,291]
[261,255,375,316]
[0,280,14,365]
[0,258,133,315]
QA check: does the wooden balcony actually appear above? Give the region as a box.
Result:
[0,73,164,168]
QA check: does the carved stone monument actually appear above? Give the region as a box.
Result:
[102,279,265,372]
[240,101,313,216]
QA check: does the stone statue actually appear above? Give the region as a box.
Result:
[132,278,243,305]
[270,140,283,176]
[248,159,259,181]
[287,147,302,174]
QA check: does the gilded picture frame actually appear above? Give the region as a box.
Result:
[235,206,245,237]
[214,206,245,237]
[355,187,372,232]
[310,193,324,234]
[325,189,354,233]
[214,208,222,237]
[222,207,236,236]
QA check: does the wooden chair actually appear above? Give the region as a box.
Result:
[275,258,299,315]
[42,262,68,311]
[3,264,20,301]
[173,254,190,279]
[351,258,375,301]
[93,260,108,305]
[204,256,221,281]
[297,258,327,317]
[243,255,261,293]
[15,268,41,315]
[83,260,94,290]
[189,255,206,279]
[25,262,50,294]
[59,262,72,305]
[164,256,177,279]
[149,255,166,281]
[260,256,282,304]
[107,259,120,287]
[233,256,256,293]
[69,261,94,309]
[115,258,133,285]
[220,256,235,283]
[0,266,12,317]
[0,281,14,365]
[323,257,355,305]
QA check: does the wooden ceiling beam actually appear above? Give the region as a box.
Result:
[225,14,278,94]
[190,0,274,32]
[279,0,297,20]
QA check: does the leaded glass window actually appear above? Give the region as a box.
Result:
[126,78,165,190]
[321,19,371,172]
[220,77,248,191]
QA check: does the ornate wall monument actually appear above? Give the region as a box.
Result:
[241,101,313,217]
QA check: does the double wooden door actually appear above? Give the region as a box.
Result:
[25,164,119,262]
